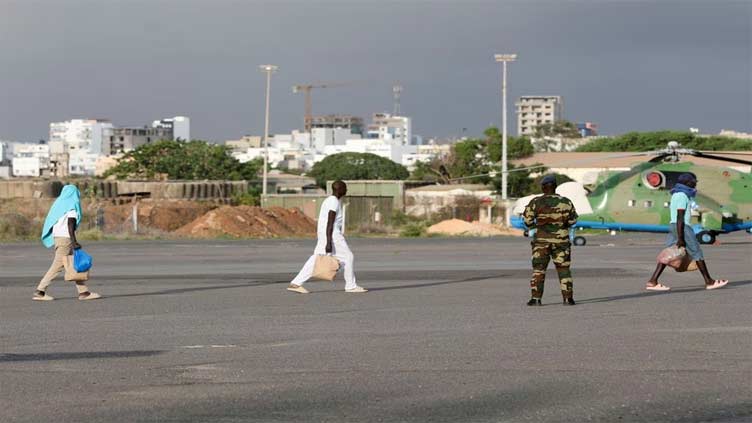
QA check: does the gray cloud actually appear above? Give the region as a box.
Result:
[0,0,749,142]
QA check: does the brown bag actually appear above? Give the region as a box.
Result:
[311,255,340,281]
[64,255,89,282]
[670,253,698,272]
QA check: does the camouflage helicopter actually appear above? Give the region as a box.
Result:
[511,142,752,246]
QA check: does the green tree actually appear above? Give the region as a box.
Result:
[534,120,582,140]
[446,139,491,184]
[308,152,409,188]
[484,127,535,161]
[576,131,752,152]
[409,127,534,185]
[103,140,263,180]
[490,166,573,197]
[408,159,443,183]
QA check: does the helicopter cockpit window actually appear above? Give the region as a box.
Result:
[663,171,697,190]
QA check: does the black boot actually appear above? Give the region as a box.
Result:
[527,298,542,306]
[563,297,575,306]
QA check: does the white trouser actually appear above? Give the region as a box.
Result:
[291,234,357,290]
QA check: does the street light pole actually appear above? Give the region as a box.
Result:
[259,64,278,196]
[494,53,517,225]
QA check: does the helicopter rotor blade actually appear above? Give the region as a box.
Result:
[648,153,672,163]
[691,151,752,166]
[446,151,658,182]
[697,151,752,157]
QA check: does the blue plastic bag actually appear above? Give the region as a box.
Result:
[73,248,93,272]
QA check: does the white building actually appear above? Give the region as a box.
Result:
[229,113,426,171]
[320,139,417,165]
[152,116,190,141]
[406,184,495,218]
[48,140,66,155]
[366,113,412,146]
[0,141,10,178]
[102,126,173,156]
[68,152,100,176]
[225,135,262,151]
[12,157,44,177]
[0,141,10,163]
[312,128,359,152]
[12,144,50,177]
[49,119,114,156]
[516,96,563,136]
[235,147,287,168]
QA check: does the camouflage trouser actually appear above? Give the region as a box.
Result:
[530,242,573,299]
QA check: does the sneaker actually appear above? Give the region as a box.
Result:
[705,280,729,290]
[345,286,368,293]
[527,298,542,306]
[287,284,310,294]
[33,292,54,301]
[78,292,102,301]
[563,298,576,306]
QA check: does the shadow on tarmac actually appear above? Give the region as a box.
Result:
[104,280,288,299]
[579,279,752,304]
[367,274,503,292]
[0,350,165,362]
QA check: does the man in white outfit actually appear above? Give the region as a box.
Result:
[288,180,367,294]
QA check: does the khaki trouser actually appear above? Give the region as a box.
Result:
[37,237,89,294]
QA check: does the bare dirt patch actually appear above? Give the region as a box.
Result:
[426,219,523,237]
[174,206,316,239]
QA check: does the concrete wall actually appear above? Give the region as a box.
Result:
[0,180,64,199]
[326,180,405,210]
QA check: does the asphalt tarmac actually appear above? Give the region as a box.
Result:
[1,233,751,422]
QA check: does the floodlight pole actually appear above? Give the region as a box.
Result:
[259,64,278,196]
[495,53,517,225]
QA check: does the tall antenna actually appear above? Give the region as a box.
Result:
[392,84,402,115]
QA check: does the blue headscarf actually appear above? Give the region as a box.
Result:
[670,173,697,198]
[41,185,82,248]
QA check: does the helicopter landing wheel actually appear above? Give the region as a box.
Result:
[696,231,716,245]
[573,236,587,246]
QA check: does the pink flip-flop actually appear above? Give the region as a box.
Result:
[705,280,729,290]
[646,283,671,291]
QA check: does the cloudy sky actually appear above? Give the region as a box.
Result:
[0,0,749,142]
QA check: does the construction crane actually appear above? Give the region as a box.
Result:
[292,82,352,131]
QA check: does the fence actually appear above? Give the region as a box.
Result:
[326,180,405,210]
[262,194,395,232]
[0,180,248,201]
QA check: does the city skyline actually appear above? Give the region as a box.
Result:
[0,0,749,142]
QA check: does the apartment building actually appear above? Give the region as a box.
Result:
[516,96,563,136]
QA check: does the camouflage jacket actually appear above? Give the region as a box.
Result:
[523,194,578,243]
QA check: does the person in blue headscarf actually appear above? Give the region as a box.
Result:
[34,185,101,301]
[646,173,728,292]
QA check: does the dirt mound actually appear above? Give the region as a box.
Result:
[427,219,523,237]
[102,200,217,232]
[175,206,316,238]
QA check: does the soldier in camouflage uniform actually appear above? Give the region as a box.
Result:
[522,175,578,306]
